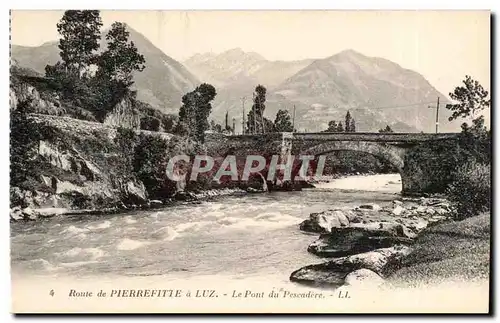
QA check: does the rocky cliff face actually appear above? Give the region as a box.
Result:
[103,96,141,129]
[10,114,150,220]
[9,77,187,220]
[10,78,63,115]
[9,112,249,221]
[10,72,97,121]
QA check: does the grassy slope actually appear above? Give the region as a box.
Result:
[387,213,490,287]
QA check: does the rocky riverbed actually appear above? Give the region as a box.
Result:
[290,196,454,288]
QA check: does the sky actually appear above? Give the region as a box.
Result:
[11,10,490,101]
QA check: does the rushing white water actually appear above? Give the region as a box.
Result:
[11,174,402,283]
[314,173,402,192]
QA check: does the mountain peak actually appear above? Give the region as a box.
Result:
[333,49,369,60]
[338,49,363,55]
[218,48,266,61]
[221,47,245,55]
[185,52,216,65]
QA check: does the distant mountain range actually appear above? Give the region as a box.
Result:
[184,48,314,89]
[12,26,461,132]
[184,48,459,133]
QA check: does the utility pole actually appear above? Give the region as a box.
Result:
[262,110,266,134]
[241,96,246,135]
[435,96,440,134]
[252,92,256,134]
[292,105,296,132]
[428,97,440,133]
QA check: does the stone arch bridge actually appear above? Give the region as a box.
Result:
[205,132,459,195]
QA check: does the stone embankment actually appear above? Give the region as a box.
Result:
[290,197,453,288]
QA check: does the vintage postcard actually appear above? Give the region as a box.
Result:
[9,10,491,314]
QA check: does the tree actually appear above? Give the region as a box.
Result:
[45,12,148,123]
[176,83,217,143]
[140,116,161,131]
[379,125,394,133]
[324,120,338,132]
[45,11,103,114]
[210,120,223,133]
[446,75,490,121]
[264,117,276,133]
[274,109,294,132]
[246,85,267,133]
[345,110,353,132]
[224,111,234,132]
[246,109,256,134]
[458,115,491,165]
[336,121,344,132]
[350,119,356,132]
[45,61,66,80]
[55,10,103,77]
[96,22,145,87]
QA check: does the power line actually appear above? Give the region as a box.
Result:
[349,101,442,111]
[224,100,444,114]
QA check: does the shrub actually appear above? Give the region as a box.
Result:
[140,116,161,131]
[447,161,491,220]
[404,124,491,194]
[114,127,138,178]
[132,134,177,199]
[10,99,40,186]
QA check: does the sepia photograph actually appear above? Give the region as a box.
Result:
[9,9,491,313]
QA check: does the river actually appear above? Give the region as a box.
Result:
[11,174,490,313]
[11,174,488,313]
[11,174,401,281]
[11,174,411,312]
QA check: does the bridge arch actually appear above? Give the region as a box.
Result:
[300,141,407,173]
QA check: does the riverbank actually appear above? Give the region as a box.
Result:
[10,187,249,222]
[289,189,490,291]
[10,171,400,222]
[386,212,490,287]
[290,196,453,287]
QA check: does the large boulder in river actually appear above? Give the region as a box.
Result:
[349,221,417,239]
[307,227,414,257]
[290,245,411,287]
[299,209,357,233]
[124,180,148,205]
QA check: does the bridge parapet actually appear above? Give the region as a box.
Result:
[292,132,459,142]
[209,131,461,195]
[226,132,459,143]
